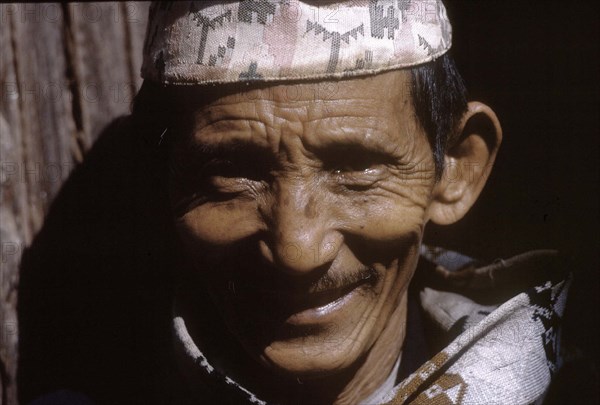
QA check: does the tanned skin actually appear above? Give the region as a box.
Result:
[168,70,501,404]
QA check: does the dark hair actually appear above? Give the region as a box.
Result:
[132,53,468,179]
[411,53,468,179]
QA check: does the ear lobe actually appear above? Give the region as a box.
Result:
[428,102,502,225]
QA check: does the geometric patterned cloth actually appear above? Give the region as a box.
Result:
[384,278,570,404]
[141,0,452,85]
[172,247,570,404]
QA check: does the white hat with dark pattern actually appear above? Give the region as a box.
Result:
[142,0,452,85]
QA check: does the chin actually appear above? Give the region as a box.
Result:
[225,308,378,380]
[256,330,367,378]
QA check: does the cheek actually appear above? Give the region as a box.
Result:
[361,203,426,240]
[342,184,431,242]
[176,201,262,246]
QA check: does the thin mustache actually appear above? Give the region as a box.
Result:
[305,266,378,293]
[231,266,378,296]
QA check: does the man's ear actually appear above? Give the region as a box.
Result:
[427,102,502,225]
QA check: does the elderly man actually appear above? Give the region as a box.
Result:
[23,1,571,404]
[125,1,572,404]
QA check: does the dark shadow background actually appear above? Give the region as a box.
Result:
[428,0,599,379]
[18,1,599,403]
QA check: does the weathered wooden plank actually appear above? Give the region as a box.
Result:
[1,9,23,405]
[0,3,149,403]
[67,3,133,148]
[6,4,79,222]
[124,2,151,92]
[1,4,80,404]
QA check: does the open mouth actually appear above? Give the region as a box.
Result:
[280,276,371,310]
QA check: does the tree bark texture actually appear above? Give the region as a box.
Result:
[0,3,149,404]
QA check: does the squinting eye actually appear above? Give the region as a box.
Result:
[171,157,269,216]
[325,152,392,192]
[333,166,374,175]
[333,167,380,175]
[203,159,241,178]
[202,158,273,183]
[330,156,381,174]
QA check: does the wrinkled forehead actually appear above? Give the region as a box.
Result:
[167,70,422,157]
[172,69,412,111]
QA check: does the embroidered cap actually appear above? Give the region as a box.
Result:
[141,0,452,85]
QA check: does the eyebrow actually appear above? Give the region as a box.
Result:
[305,129,405,161]
[191,139,269,156]
[185,139,277,170]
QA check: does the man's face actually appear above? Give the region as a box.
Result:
[169,70,437,378]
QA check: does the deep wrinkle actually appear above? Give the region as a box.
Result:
[170,71,431,404]
[169,67,502,404]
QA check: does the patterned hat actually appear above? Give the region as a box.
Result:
[141,0,452,85]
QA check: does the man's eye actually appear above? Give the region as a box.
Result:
[332,163,374,174]
[172,159,262,215]
[321,151,396,192]
[202,159,241,178]
[202,158,272,183]
[328,156,383,174]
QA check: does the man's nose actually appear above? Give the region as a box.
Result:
[259,179,342,276]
